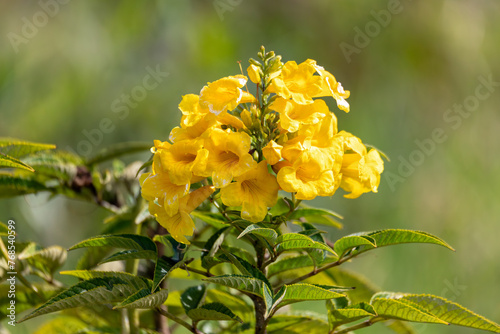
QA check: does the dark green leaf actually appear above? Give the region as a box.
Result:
[100,249,157,264]
[238,224,278,244]
[181,285,206,313]
[204,274,265,297]
[187,302,243,323]
[114,288,169,309]
[152,256,185,292]
[69,234,157,253]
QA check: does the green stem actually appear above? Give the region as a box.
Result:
[121,309,130,334]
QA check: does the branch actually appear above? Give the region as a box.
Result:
[157,307,202,334]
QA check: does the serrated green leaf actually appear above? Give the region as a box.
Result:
[218,250,271,289]
[22,151,79,181]
[204,274,265,297]
[19,245,67,276]
[69,234,157,253]
[187,302,243,323]
[267,255,314,278]
[275,233,337,256]
[303,214,343,229]
[114,288,169,309]
[0,152,35,171]
[75,247,114,270]
[282,284,345,303]
[0,172,47,197]
[0,138,56,158]
[326,300,376,330]
[372,293,500,332]
[289,207,343,221]
[238,224,278,244]
[59,270,152,290]
[19,277,143,322]
[181,285,206,313]
[191,211,227,229]
[86,142,152,165]
[152,256,185,292]
[334,235,376,257]
[99,249,157,264]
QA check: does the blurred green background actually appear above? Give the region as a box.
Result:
[1,0,499,333]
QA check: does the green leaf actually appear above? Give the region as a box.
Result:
[0,138,56,158]
[152,256,185,292]
[320,268,378,305]
[302,214,343,229]
[275,233,337,256]
[267,255,314,278]
[86,141,152,165]
[339,230,454,258]
[19,245,67,276]
[205,289,254,322]
[69,234,157,253]
[99,249,157,264]
[238,224,278,244]
[0,172,47,197]
[289,207,343,221]
[191,211,227,229]
[218,250,271,289]
[152,235,175,257]
[334,235,376,257]
[0,283,61,319]
[0,152,35,172]
[22,151,80,181]
[59,270,152,289]
[32,316,88,334]
[326,300,376,330]
[372,293,500,332]
[204,274,265,297]
[201,227,231,268]
[114,288,169,309]
[282,284,345,303]
[267,312,329,333]
[187,302,243,323]
[181,285,207,313]
[19,276,144,322]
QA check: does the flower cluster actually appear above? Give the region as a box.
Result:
[140,47,384,244]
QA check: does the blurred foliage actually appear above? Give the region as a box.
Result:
[0,1,499,333]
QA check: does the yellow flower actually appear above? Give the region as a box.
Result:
[140,155,189,217]
[277,154,340,200]
[159,139,209,185]
[178,94,210,128]
[200,75,256,115]
[306,59,350,112]
[338,131,384,198]
[149,186,215,244]
[270,97,328,133]
[247,64,261,84]
[205,129,257,188]
[221,161,279,222]
[262,140,283,165]
[266,60,323,104]
[169,115,216,143]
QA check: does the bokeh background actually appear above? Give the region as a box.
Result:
[1,0,499,333]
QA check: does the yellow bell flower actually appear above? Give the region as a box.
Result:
[306,59,350,113]
[262,140,283,165]
[205,129,257,188]
[149,185,215,244]
[266,60,323,105]
[276,154,340,200]
[159,139,209,185]
[200,75,256,115]
[220,161,279,222]
[140,155,189,217]
[269,97,328,133]
[338,131,384,198]
[178,94,211,128]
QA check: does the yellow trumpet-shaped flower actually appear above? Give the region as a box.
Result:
[266,60,323,105]
[159,139,209,185]
[306,59,350,113]
[178,94,211,128]
[262,140,283,165]
[277,154,340,200]
[149,185,215,244]
[205,129,257,188]
[269,97,328,133]
[200,75,256,115]
[140,155,189,217]
[338,131,384,198]
[221,161,279,222]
